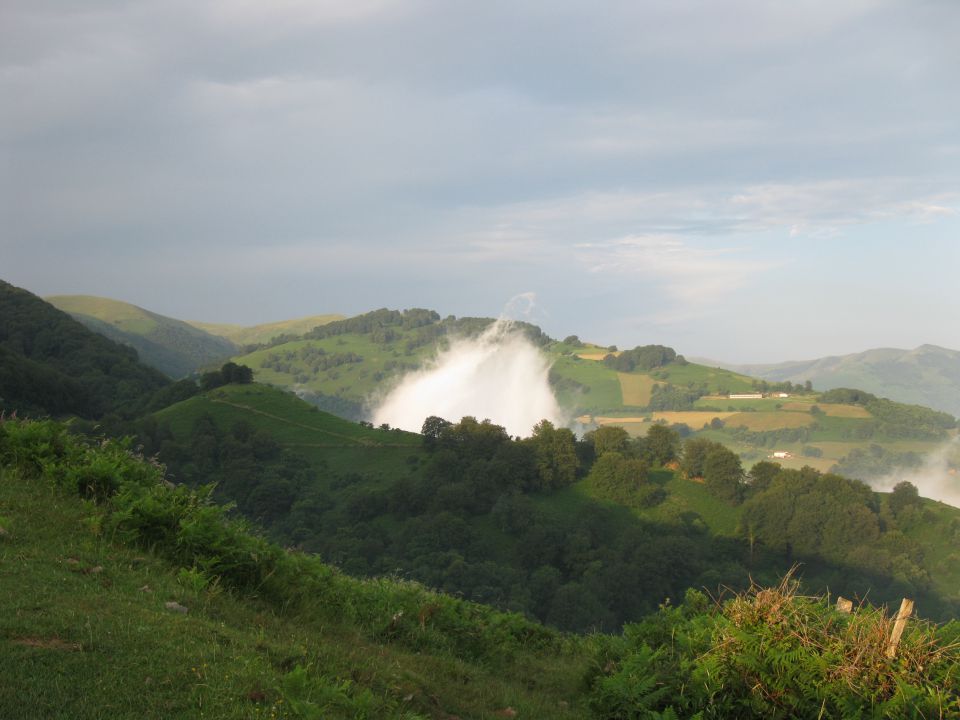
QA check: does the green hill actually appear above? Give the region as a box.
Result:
[46,295,237,378]
[143,386,960,632]
[221,310,955,483]
[0,282,169,419]
[0,418,589,719]
[5,417,960,720]
[188,313,345,347]
[705,344,960,417]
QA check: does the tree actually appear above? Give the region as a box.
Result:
[703,446,744,504]
[421,415,452,450]
[588,425,630,457]
[645,424,681,465]
[747,460,781,494]
[681,437,717,478]
[527,420,579,491]
[889,481,921,517]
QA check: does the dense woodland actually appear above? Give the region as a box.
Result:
[0,281,170,420]
[139,409,959,631]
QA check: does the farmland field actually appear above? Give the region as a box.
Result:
[652,411,737,426]
[725,411,815,431]
[617,372,657,406]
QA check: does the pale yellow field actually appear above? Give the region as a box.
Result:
[577,350,620,360]
[779,401,815,412]
[818,403,872,418]
[652,411,737,426]
[618,373,657,406]
[725,412,815,431]
[612,421,653,437]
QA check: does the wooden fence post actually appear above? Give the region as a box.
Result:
[886,598,914,659]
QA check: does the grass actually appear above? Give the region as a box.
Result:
[724,411,816,431]
[233,335,439,404]
[648,363,756,393]
[190,314,344,346]
[154,384,424,478]
[0,465,592,719]
[46,295,161,335]
[652,411,737,427]
[549,355,624,412]
[617,373,656,406]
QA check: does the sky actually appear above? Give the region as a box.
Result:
[2,0,959,363]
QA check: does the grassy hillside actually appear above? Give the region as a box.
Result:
[47,295,237,378]
[0,282,169,419]
[6,419,959,719]
[153,383,423,478]
[189,314,344,347]
[0,419,590,719]
[220,309,958,489]
[710,344,960,417]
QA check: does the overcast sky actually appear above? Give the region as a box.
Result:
[3,0,958,362]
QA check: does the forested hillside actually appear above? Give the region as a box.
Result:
[0,282,169,419]
[144,385,960,631]
[47,295,237,378]
[4,417,960,719]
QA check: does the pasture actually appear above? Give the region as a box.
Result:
[617,372,657,406]
[725,411,815,431]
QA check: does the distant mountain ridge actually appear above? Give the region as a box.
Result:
[697,344,960,417]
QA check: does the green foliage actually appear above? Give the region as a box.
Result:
[589,579,960,719]
[604,345,679,373]
[0,418,589,720]
[0,281,169,419]
[702,445,744,504]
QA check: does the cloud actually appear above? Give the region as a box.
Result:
[574,236,780,321]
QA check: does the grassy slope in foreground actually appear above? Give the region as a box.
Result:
[46,294,237,378]
[0,424,589,720]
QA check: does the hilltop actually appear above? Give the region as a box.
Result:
[45,294,344,379]
[188,313,345,347]
[702,344,960,417]
[46,295,237,379]
[0,282,169,419]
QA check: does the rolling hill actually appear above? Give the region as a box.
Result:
[702,345,960,417]
[46,295,237,378]
[0,282,169,419]
[188,313,345,347]
[220,310,957,483]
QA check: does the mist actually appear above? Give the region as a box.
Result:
[371,319,563,438]
[871,437,960,509]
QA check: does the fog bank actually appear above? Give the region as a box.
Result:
[872,437,960,509]
[371,320,562,437]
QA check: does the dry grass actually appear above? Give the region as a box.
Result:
[617,373,657,406]
[651,411,738,426]
[576,352,613,360]
[722,572,957,701]
[818,403,873,418]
